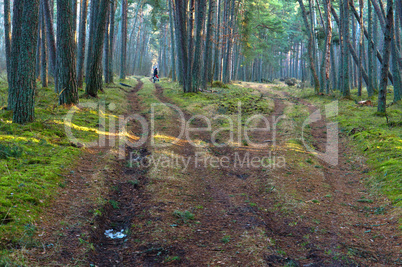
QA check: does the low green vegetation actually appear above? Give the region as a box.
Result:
[159,80,273,117]
[0,78,133,251]
[173,210,195,224]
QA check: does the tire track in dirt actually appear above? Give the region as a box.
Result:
[86,79,160,266]
[153,82,401,266]
[243,84,401,266]
[150,84,320,265]
[86,81,400,266]
[263,91,401,266]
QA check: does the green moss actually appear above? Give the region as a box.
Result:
[0,78,132,249]
[159,79,273,117]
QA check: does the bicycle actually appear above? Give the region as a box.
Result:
[152,76,159,83]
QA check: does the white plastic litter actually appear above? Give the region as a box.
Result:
[104,229,126,239]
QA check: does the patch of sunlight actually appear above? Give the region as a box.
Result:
[153,134,188,146]
[0,119,12,124]
[0,135,40,143]
[285,142,307,153]
[52,120,140,140]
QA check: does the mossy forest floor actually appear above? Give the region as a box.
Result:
[0,77,401,266]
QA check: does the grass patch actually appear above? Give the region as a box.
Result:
[159,79,273,117]
[173,210,195,224]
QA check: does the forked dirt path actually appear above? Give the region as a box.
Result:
[89,80,401,266]
[27,80,401,266]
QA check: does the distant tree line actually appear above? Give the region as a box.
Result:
[2,0,401,124]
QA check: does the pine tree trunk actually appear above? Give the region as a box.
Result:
[12,0,40,124]
[4,0,12,97]
[391,3,401,102]
[378,0,393,113]
[86,0,99,82]
[43,0,57,77]
[36,16,41,80]
[368,0,375,96]
[85,0,110,97]
[202,0,215,89]
[192,0,207,91]
[169,0,177,82]
[72,0,78,42]
[108,1,115,83]
[174,0,190,92]
[41,1,48,88]
[103,6,110,83]
[298,0,320,93]
[214,0,221,81]
[120,0,128,80]
[56,0,78,105]
[223,0,235,84]
[172,1,183,84]
[373,10,379,89]
[9,0,24,111]
[76,0,88,88]
[342,0,350,97]
[358,0,364,96]
[187,0,195,92]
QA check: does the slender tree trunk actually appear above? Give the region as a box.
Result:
[223,0,235,83]
[391,0,401,102]
[174,0,190,92]
[298,0,320,93]
[36,16,41,80]
[103,6,110,83]
[43,0,57,77]
[41,1,48,87]
[368,0,375,96]
[108,1,115,83]
[373,9,379,89]
[86,0,99,82]
[192,0,207,90]
[72,0,78,43]
[342,0,350,97]
[172,1,183,84]
[76,0,88,88]
[324,0,332,93]
[169,0,177,81]
[203,0,216,89]
[358,0,364,96]
[12,0,40,124]
[120,0,128,80]
[187,0,195,92]
[214,0,221,81]
[378,0,393,113]
[4,0,12,93]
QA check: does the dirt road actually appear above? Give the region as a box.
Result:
[29,79,401,266]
